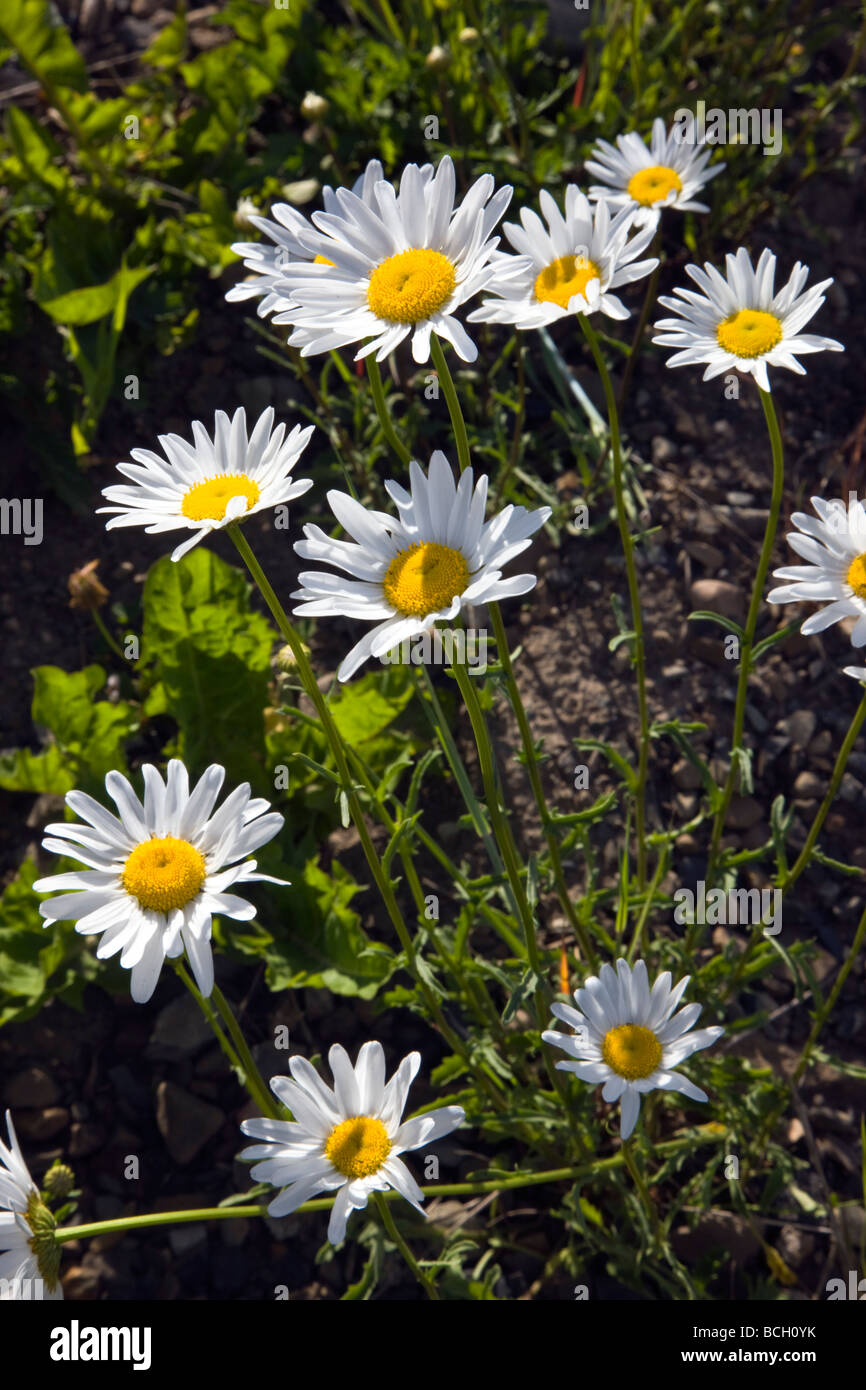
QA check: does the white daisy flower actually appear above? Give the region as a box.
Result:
[767,494,866,645]
[844,667,866,683]
[467,189,658,328]
[543,959,724,1140]
[33,760,287,1004]
[586,116,725,228]
[97,406,314,563]
[226,160,426,319]
[239,1041,464,1245]
[1,1110,63,1301]
[652,247,844,392]
[267,154,514,363]
[291,450,551,681]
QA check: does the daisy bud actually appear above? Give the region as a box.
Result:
[42,1161,75,1202]
[275,642,310,672]
[458,26,480,46]
[233,196,259,229]
[425,45,451,71]
[300,91,330,122]
[68,559,108,612]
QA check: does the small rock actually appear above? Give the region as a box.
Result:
[69,1122,105,1158]
[672,1210,762,1262]
[168,1224,208,1257]
[61,1264,102,1300]
[651,436,677,465]
[727,796,763,830]
[683,540,724,568]
[793,770,823,800]
[149,995,213,1058]
[777,1224,814,1270]
[672,761,701,797]
[4,1066,60,1108]
[155,1081,224,1166]
[689,578,746,623]
[780,710,817,748]
[15,1107,69,1141]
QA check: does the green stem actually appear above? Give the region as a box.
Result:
[430,334,471,474]
[622,1136,662,1249]
[373,1190,439,1299]
[90,608,125,660]
[210,983,281,1120]
[489,603,598,968]
[616,235,661,413]
[226,524,493,1090]
[451,660,539,976]
[172,960,245,1083]
[56,1131,725,1243]
[706,387,785,888]
[722,686,866,998]
[365,356,410,465]
[579,313,650,891]
[793,898,866,1083]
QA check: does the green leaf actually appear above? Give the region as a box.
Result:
[329,669,413,743]
[38,261,153,326]
[229,858,394,1000]
[0,0,88,93]
[141,549,273,787]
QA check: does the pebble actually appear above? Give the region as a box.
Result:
[779,710,818,748]
[672,758,701,790]
[155,1081,225,1166]
[793,770,823,799]
[689,578,746,623]
[726,796,763,829]
[149,995,214,1058]
[651,436,678,465]
[15,1107,69,1140]
[69,1122,105,1158]
[4,1066,59,1108]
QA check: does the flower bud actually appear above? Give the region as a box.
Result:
[425,45,451,71]
[458,26,480,46]
[300,91,330,122]
[233,196,259,229]
[42,1161,75,1202]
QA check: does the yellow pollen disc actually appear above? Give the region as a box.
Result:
[716,309,783,359]
[626,164,683,207]
[122,836,206,912]
[848,553,866,600]
[602,1024,662,1081]
[533,254,601,310]
[367,248,457,324]
[181,473,261,523]
[382,541,470,618]
[325,1116,392,1178]
[314,253,335,266]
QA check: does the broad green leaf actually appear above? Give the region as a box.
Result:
[38,261,152,326]
[141,548,273,787]
[0,0,88,93]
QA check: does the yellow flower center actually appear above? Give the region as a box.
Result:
[716,309,783,359]
[382,541,470,618]
[122,836,206,912]
[626,164,683,206]
[181,473,261,523]
[325,1116,392,1178]
[602,1024,662,1081]
[848,552,866,600]
[314,253,335,266]
[533,254,602,309]
[367,248,457,324]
